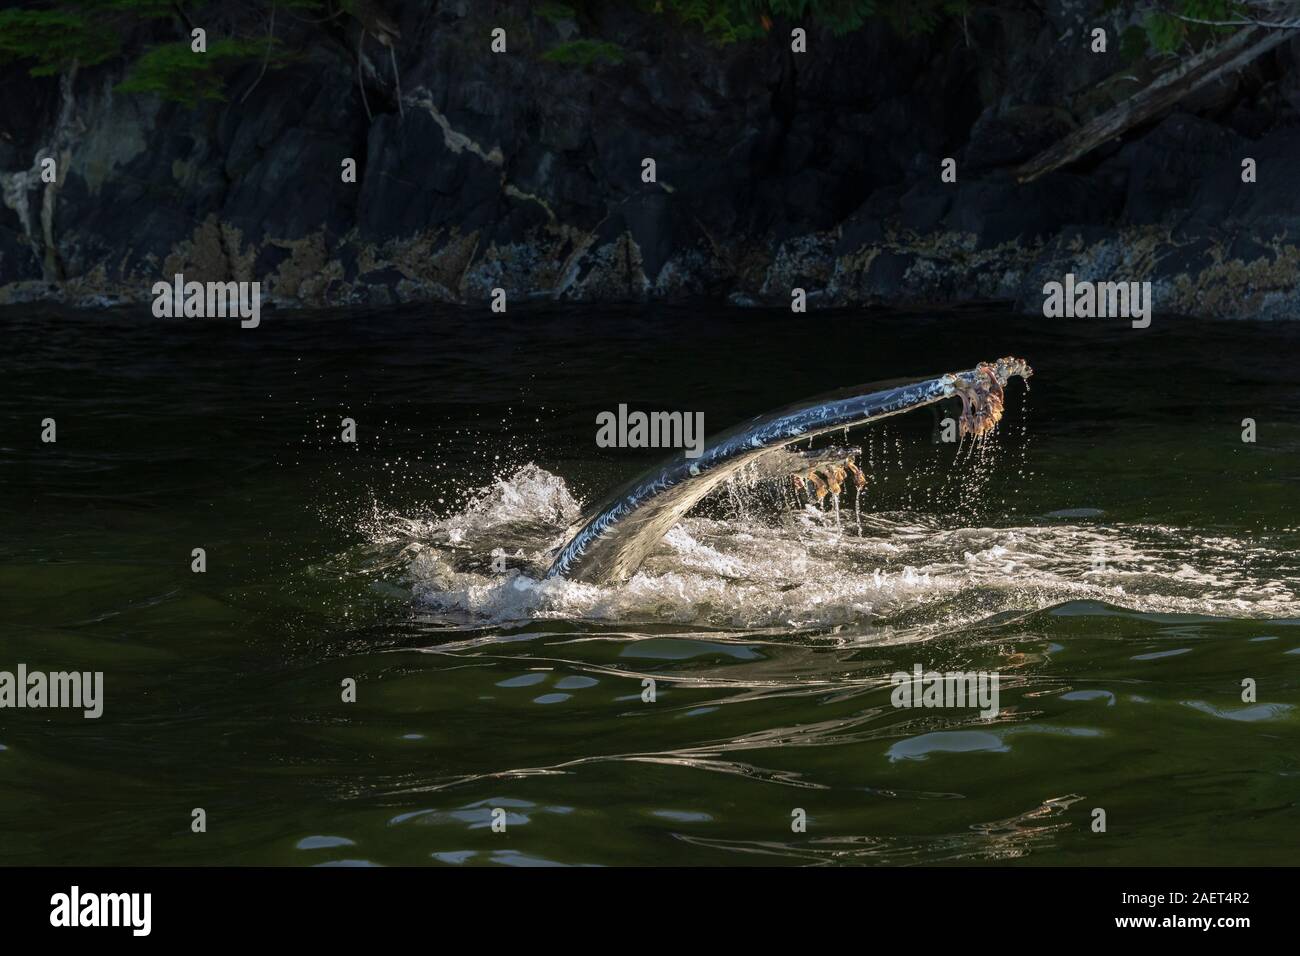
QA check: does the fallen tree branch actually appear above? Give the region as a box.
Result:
[1016,21,1299,183]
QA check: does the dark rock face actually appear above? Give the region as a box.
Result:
[0,226,41,282]
[2,0,1299,318]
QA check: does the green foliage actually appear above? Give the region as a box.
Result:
[758,0,876,35]
[0,9,120,75]
[1145,1,1241,53]
[1143,10,1188,53]
[0,0,178,76]
[1119,23,1149,61]
[874,0,972,37]
[1,0,1264,106]
[641,0,1248,50]
[655,0,764,43]
[1104,1,1246,57]
[117,38,274,105]
[1,1,319,105]
[536,1,579,23]
[541,38,626,66]
[643,0,974,44]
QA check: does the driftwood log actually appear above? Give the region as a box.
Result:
[1017,20,1300,183]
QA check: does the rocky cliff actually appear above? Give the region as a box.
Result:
[4,0,1300,318]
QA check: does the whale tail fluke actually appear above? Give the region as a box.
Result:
[547,357,1033,585]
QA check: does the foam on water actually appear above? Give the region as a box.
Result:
[362,464,1300,633]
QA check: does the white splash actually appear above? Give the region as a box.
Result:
[361,465,1300,632]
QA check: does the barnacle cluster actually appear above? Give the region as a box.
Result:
[948,356,1033,439]
[793,454,867,503]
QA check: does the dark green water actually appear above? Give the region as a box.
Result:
[1,304,1297,866]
